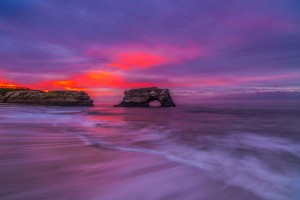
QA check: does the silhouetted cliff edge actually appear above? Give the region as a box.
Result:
[0,88,93,106]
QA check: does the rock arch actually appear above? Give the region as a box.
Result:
[114,87,176,107]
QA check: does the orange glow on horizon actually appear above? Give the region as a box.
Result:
[0,83,17,88]
[0,79,18,89]
[64,87,86,91]
[16,70,154,95]
[51,80,74,87]
[84,71,123,86]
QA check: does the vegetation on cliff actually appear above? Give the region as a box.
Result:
[0,86,30,95]
[0,87,93,106]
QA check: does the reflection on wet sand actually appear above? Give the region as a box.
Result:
[1,104,300,200]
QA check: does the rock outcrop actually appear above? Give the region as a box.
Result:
[0,90,93,106]
[114,87,176,107]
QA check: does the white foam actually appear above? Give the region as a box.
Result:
[75,132,300,200]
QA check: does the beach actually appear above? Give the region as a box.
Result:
[0,104,300,200]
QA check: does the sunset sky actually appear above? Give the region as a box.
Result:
[0,0,300,101]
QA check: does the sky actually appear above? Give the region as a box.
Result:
[0,0,300,102]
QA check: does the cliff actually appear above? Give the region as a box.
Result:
[114,87,176,107]
[0,90,93,106]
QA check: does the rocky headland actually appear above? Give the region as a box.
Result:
[0,88,93,106]
[115,87,176,107]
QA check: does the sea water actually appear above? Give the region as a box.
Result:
[0,103,300,200]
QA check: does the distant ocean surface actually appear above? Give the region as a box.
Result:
[1,103,300,200]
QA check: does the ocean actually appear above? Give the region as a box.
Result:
[0,103,300,200]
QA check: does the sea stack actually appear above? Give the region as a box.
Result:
[0,89,93,106]
[114,87,176,107]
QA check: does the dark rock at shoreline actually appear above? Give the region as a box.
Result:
[0,90,93,106]
[114,87,176,107]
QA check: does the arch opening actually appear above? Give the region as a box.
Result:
[149,100,161,107]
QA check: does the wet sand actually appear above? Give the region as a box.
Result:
[0,121,264,200]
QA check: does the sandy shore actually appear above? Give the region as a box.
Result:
[0,119,265,200]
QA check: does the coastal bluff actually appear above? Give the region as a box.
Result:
[0,89,93,106]
[114,87,176,107]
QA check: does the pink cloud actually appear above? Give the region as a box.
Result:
[108,52,170,69]
[86,44,208,70]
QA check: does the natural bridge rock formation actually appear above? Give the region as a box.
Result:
[114,87,176,107]
[0,90,93,106]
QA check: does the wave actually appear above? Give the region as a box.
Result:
[72,129,300,200]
